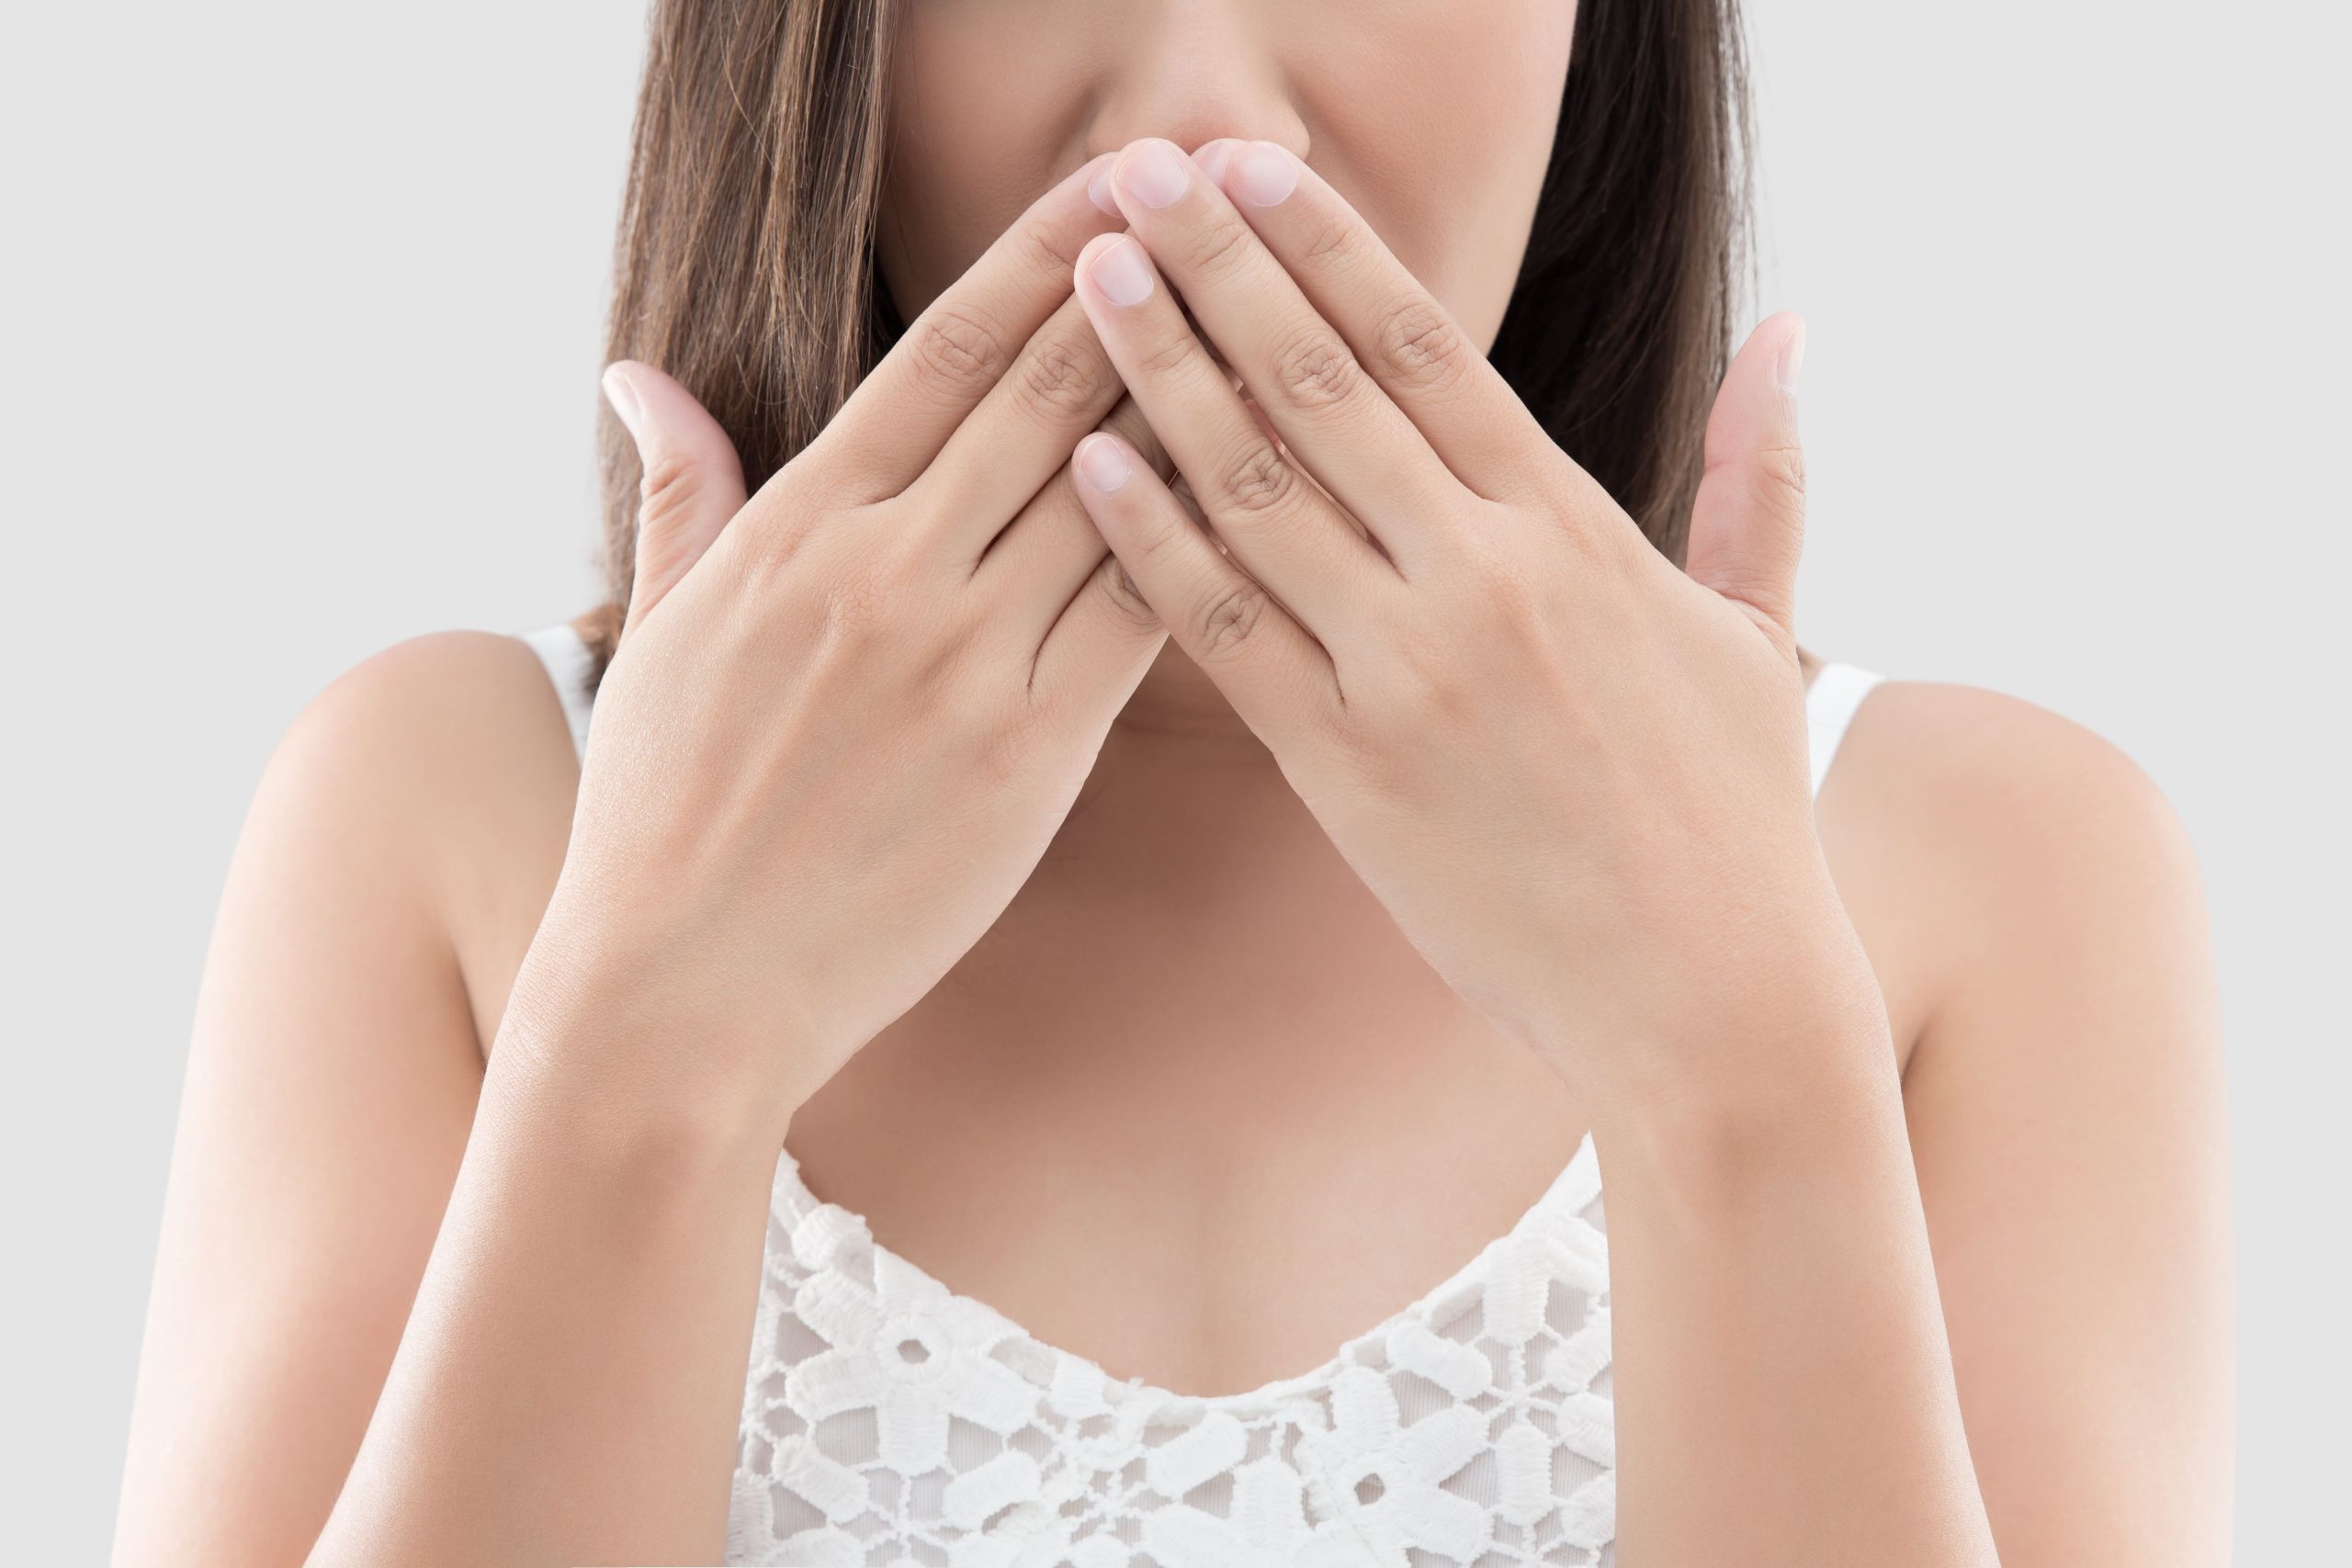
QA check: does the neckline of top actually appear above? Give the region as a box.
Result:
[520,623,1885,1412]
[766,1126,1604,1418]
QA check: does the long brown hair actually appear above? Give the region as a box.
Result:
[583,0,1751,687]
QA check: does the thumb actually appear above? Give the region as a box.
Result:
[1683,311,1808,653]
[602,361,749,640]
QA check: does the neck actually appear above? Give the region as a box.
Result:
[916,644,1487,1074]
[793,639,1577,1194]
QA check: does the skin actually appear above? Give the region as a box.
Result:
[112,5,2233,1566]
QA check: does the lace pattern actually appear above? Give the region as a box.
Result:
[727,1136,1616,1567]
[497,624,1881,1568]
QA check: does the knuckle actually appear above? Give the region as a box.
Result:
[1125,497,1195,570]
[1210,439,1302,519]
[1383,663,1457,731]
[1134,326,1202,380]
[1267,326,1363,412]
[1317,698,1381,771]
[738,462,820,533]
[907,304,1013,402]
[1192,580,1272,658]
[1375,628,1479,732]
[1182,212,1258,280]
[1371,299,1474,393]
[1008,212,1076,286]
[1092,554,1162,633]
[1297,208,1358,271]
[1752,441,1807,509]
[637,451,707,529]
[963,702,1028,793]
[717,508,809,595]
[1016,334,1112,419]
[779,427,864,504]
[1463,540,1545,627]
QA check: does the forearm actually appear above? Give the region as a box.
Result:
[1595,1013,1999,1566]
[308,1025,786,1568]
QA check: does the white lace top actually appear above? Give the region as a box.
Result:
[517,622,1889,1568]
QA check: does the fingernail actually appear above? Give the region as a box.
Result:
[1076,433,1133,492]
[1085,235,1156,307]
[601,365,643,438]
[1085,154,1118,216]
[1775,321,1806,395]
[1116,139,1193,209]
[1191,139,1239,187]
[1232,141,1300,207]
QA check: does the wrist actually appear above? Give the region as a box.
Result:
[1587,986,1905,1202]
[1528,853,1893,1116]
[486,995,800,1184]
[495,906,837,1168]
[465,1043,789,1280]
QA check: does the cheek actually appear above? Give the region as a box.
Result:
[1305,2,1576,348]
[878,13,1095,317]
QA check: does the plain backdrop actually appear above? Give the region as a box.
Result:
[3,3,2342,1561]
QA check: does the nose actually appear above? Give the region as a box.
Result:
[1080,1,1309,172]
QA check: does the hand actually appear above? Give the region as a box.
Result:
[505,153,1183,1141]
[1065,137,1885,1112]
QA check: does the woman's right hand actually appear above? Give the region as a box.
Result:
[503,152,1179,1143]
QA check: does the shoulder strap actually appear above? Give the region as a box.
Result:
[1806,660,1886,800]
[517,622,594,761]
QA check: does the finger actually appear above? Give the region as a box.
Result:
[1204,140,1556,508]
[1099,137,1464,569]
[602,361,748,638]
[1025,551,1170,734]
[801,151,1125,503]
[1062,428,1342,748]
[978,391,1176,626]
[1685,312,1808,651]
[900,286,1131,563]
[1070,226,1398,649]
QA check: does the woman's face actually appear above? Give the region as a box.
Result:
[880,0,1577,355]
[876,0,1579,732]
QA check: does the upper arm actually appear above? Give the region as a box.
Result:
[1860,682,2233,1565]
[111,630,575,1568]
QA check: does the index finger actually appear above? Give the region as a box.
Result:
[1208,141,1555,507]
[805,152,1126,503]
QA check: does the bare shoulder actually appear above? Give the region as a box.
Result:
[264,626,584,1046]
[289,626,578,769]
[1812,673,2210,1074]
[112,626,592,1565]
[1834,675,2201,922]
[1815,683,2233,1562]
[1842,676,2188,847]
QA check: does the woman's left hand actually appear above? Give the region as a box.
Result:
[1069,136,1890,1115]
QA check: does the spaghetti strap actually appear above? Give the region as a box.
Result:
[517,621,594,761]
[1805,660,1887,800]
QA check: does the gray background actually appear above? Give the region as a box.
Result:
[5,2,2342,1560]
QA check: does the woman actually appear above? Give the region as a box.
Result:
[111,1,2233,1564]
